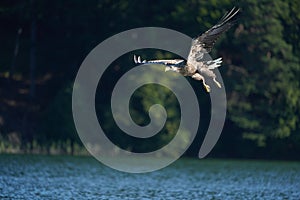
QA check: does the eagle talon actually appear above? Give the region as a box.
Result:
[204,84,211,92]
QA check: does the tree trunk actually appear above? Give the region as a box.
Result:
[9,28,22,82]
[29,0,37,100]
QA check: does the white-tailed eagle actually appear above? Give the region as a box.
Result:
[134,7,240,92]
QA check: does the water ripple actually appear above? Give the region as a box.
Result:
[0,155,299,199]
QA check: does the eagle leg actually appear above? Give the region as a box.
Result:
[213,77,222,88]
[192,73,211,92]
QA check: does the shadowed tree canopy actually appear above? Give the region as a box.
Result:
[0,0,299,159]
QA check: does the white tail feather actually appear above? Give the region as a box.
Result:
[133,54,138,63]
[134,54,147,64]
[207,57,222,69]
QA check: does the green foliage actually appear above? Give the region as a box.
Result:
[226,0,300,144]
[98,62,192,153]
[38,83,80,146]
[0,0,299,158]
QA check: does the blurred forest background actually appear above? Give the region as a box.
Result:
[0,0,299,159]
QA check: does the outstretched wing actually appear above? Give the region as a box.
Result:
[187,7,240,66]
[134,55,185,67]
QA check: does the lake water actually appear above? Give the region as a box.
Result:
[0,155,299,199]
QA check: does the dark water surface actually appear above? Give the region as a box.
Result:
[0,155,299,199]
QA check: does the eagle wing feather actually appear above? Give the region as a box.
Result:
[187,7,240,67]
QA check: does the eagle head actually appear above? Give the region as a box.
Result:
[165,66,180,72]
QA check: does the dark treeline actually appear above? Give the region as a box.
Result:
[0,0,299,159]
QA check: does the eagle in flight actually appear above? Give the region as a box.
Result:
[134,7,240,92]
